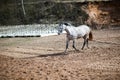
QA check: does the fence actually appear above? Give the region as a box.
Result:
[0,24,58,38]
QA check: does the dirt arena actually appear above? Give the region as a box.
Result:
[0,29,120,80]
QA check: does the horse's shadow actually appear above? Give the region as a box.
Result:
[22,50,81,59]
[38,52,66,57]
[22,52,66,59]
[38,50,81,57]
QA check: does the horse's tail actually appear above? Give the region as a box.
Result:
[88,31,93,41]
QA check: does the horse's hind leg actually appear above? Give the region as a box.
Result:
[81,35,87,50]
[86,38,89,49]
[81,39,86,50]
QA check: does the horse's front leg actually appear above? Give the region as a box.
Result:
[64,39,70,54]
[72,39,79,51]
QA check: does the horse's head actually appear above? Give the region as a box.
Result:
[58,23,66,35]
[58,22,72,35]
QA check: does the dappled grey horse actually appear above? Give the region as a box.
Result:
[58,22,93,54]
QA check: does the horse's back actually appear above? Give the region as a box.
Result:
[66,24,91,39]
[76,25,91,36]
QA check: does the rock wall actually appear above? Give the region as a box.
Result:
[83,1,120,29]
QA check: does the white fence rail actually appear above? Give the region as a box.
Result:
[0,24,58,38]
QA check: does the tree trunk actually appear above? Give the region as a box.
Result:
[21,0,26,17]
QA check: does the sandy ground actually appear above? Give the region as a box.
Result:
[0,29,120,80]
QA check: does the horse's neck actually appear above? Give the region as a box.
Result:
[64,26,75,35]
[64,26,70,35]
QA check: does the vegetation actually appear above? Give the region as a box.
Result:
[0,0,89,25]
[0,0,119,27]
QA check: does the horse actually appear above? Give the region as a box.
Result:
[58,22,93,54]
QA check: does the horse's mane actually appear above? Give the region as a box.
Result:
[63,22,72,26]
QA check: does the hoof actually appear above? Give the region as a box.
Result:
[64,51,68,55]
[75,49,80,52]
[87,47,90,49]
